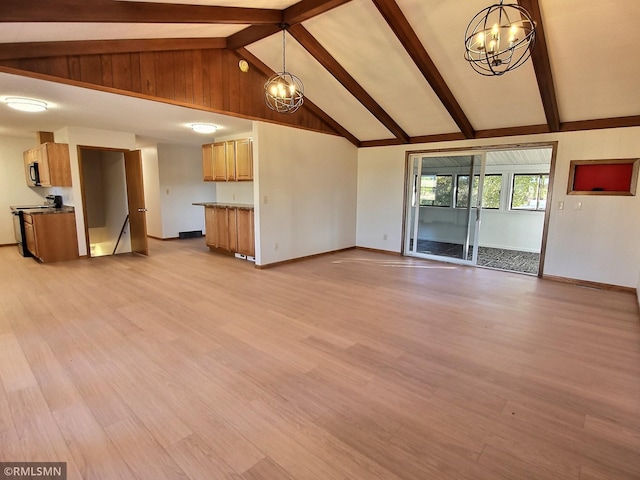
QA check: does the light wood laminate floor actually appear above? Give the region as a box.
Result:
[0,239,639,480]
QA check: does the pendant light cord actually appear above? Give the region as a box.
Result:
[282,29,286,72]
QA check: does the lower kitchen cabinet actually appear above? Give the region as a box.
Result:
[236,208,255,257]
[24,212,79,263]
[204,206,254,257]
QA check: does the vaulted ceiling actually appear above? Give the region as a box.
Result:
[0,0,639,147]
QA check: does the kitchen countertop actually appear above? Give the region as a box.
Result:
[193,202,254,209]
[11,205,75,215]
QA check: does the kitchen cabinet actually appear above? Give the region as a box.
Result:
[204,205,254,257]
[202,144,214,181]
[235,139,253,181]
[202,139,253,182]
[23,212,79,263]
[225,141,236,181]
[23,142,72,187]
[213,142,227,181]
[236,208,255,257]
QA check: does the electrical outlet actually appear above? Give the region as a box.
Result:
[575,201,582,210]
[274,242,278,250]
[383,234,388,241]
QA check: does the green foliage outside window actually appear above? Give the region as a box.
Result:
[456,175,502,209]
[420,175,452,206]
[511,174,548,210]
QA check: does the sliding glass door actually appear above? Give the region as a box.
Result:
[406,153,485,264]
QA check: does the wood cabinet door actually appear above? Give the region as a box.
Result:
[24,220,37,256]
[215,207,230,250]
[225,141,236,181]
[235,139,253,181]
[213,142,227,181]
[33,213,79,262]
[204,207,216,247]
[37,144,52,187]
[45,143,72,186]
[236,208,255,257]
[202,144,214,181]
[228,207,237,253]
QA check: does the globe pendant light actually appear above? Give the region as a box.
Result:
[264,28,304,114]
[464,0,536,76]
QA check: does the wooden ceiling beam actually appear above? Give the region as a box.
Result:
[0,38,227,60]
[235,47,361,147]
[227,0,352,50]
[226,25,282,51]
[0,0,281,24]
[284,0,352,25]
[519,0,560,132]
[371,0,475,140]
[289,24,410,143]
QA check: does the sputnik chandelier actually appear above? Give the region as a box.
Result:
[264,27,304,114]
[464,0,536,76]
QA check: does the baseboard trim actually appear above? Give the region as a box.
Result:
[255,246,356,269]
[0,243,18,248]
[543,274,636,294]
[355,246,402,256]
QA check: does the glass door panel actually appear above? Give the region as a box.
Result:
[406,153,484,264]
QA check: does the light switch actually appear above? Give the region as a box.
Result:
[558,201,564,210]
[575,201,582,210]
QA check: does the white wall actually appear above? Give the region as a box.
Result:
[140,144,163,239]
[254,122,358,266]
[156,143,215,238]
[101,151,131,254]
[52,127,137,256]
[215,182,254,204]
[0,135,47,244]
[357,127,640,288]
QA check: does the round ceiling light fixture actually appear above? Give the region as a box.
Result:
[191,123,218,134]
[4,97,48,112]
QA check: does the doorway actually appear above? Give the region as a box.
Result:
[78,147,148,258]
[404,145,554,275]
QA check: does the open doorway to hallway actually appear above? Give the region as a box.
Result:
[78,147,148,258]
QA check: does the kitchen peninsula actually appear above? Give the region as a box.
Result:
[193,202,254,259]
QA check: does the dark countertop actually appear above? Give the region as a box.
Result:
[193,202,254,209]
[11,205,75,215]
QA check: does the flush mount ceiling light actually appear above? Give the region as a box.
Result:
[464,0,536,76]
[4,97,48,112]
[264,27,304,114]
[191,123,218,134]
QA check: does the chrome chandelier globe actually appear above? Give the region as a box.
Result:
[264,28,304,114]
[464,0,536,76]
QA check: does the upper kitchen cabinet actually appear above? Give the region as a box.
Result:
[23,142,72,187]
[235,139,253,181]
[202,143,214,181]
[202,139,253,182]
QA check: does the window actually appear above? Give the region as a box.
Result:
[455,174,502,209]
[511,174,549,210]
[420,175,452,206]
